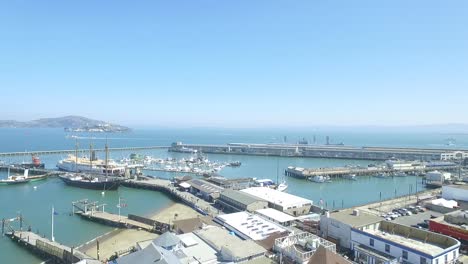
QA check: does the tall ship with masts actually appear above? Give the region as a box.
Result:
[56,141,125,175]
[58,140,124,190]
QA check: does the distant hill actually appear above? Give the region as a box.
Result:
[0,116,130,132]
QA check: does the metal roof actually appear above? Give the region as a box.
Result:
[220,189,266,206]
[188,179,224,194]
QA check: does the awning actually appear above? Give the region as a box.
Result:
[179,182,191,188]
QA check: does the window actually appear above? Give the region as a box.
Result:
[385,244,390,253]
[445,255,448,262]
[453,251,457,259]
[369,238,374,246]
[420,257,427,264]
[435,259,439,264]
[402,250,408,260]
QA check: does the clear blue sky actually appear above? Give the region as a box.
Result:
[1,0,467,127]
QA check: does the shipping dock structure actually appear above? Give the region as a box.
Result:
[169,142,468,161]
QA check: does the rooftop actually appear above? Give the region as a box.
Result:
[221,189,266,206]
[215,211,286,240]
[241,187,313,209]
[444,184,468,190]
[328,209,382,227]
[187,179,224,194]
[178,233,218,264]
[173,216,217,234]
[194,226,266,260]
[255,208,296,223]
[362,221,460,257]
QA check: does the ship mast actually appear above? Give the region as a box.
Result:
[75,138,79,173]
[105,137,108,177]
[89,142,93,171]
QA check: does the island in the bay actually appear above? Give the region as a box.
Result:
[0,115,130,132]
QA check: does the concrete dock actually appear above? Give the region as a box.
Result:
[285,165,461,179]
[169,142,467,160]
[7,231,95,263]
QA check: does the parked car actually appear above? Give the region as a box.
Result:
[415,205,425,212]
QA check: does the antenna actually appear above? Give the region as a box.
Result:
[105,136,109,177]
[75,138,79,173]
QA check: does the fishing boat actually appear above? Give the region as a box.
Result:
[0,168,30,185]
[394,172,407,177]
[59,173,122,190]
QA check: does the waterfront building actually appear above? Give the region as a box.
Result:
[214,211,287,240]
[441,151,468,161]
[217,189,268,212]
[385,160,424,171]
[115,241,181,264]
[319,209,382,249]
[255,208,296,227]
[241,187,313,216]
[206,176,252,190]
[351,221,460,264]
[273,232,337,264]
[194,226,267,263]
[172,216,217,234]
[186,179,224,202]
[442,185,468,202]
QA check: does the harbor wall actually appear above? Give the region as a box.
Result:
[170,142,466,161]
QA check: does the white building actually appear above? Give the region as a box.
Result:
[241,187,313,216]
[255,208,296,227]
[351,221,460,264]
[214,211,286,240]
[442,185,468,202]
[320,209,382,249]
[441,151,468,161]
[426,171,451,182]
[385,160,424,171]
[273,232,337,264]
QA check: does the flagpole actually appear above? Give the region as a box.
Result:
[118,197,121,221]
[51,206,55,242]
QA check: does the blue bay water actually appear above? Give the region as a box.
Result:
[0,128,466,263]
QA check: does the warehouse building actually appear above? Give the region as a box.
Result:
[241,187,313,216]
[214,211,286,241]
[217,189,268,212]
[187,179,224,202]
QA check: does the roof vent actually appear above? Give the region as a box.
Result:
[353,209,360,216]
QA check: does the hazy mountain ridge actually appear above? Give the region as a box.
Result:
[0,116,130,131]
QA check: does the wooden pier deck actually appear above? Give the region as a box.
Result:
[77,211,153,231]
[8,231,96,263]
[0,145,168,157]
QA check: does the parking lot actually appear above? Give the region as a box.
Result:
[393,210,443,227]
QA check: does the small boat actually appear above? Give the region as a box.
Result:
[310,175,326,183]
[253,178,276,187]
[343,174,357,181]
[394,172,407,177]
[0,168,30,185]
[28,174,48,182]
[59,173,122,190]
[276,181,288,192]
[228,161,242,167]
[374,173,390,179]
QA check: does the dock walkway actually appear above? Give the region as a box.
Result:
[0,146,168,157]
[123,178,220,217]
[8,231,95,263]
[77,211,153,231]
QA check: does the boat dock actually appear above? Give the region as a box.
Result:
[6,231,95,263]
[122,178,220,216]
[169,142,467,161]
[0,145,168,157]
[285,165,462,179]
[72,199,170,233]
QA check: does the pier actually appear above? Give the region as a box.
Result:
[0,145,168,157]
[170,142,468,161]
[71,199,170,233]
[285,164,462,179]
[122,178,220,216]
